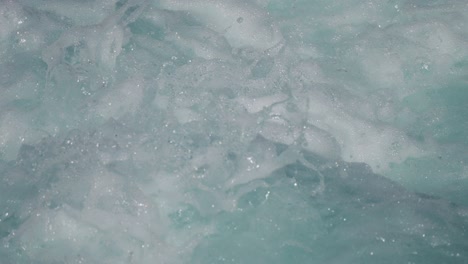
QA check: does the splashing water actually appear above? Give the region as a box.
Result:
[0,0,467,263]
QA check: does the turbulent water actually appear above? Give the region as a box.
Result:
[0,0,467,263]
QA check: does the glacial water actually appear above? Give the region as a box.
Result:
[0,0,467,263]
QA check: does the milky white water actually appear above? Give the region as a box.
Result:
[0,0,467,263]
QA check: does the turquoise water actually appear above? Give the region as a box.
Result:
[0,0,467,263]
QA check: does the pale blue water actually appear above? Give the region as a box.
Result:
[0,0,467,263]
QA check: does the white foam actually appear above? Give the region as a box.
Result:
[302,124,341,160]
[173,108,202,124]
[299,85,426,172]
[289,60,327,84]
[0,113,29,160]
[237,93,288,113]
[227,140,298,187]
[41,24,125,80]
[0,1,24,42]
[360,48,404,89]
[157,0,283,50]
[20,0,118,26]
[259,117,298,146]
[2,1,468,262]
[165,25,233,60]
[14,207,96,261]
[94,77,145,119]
